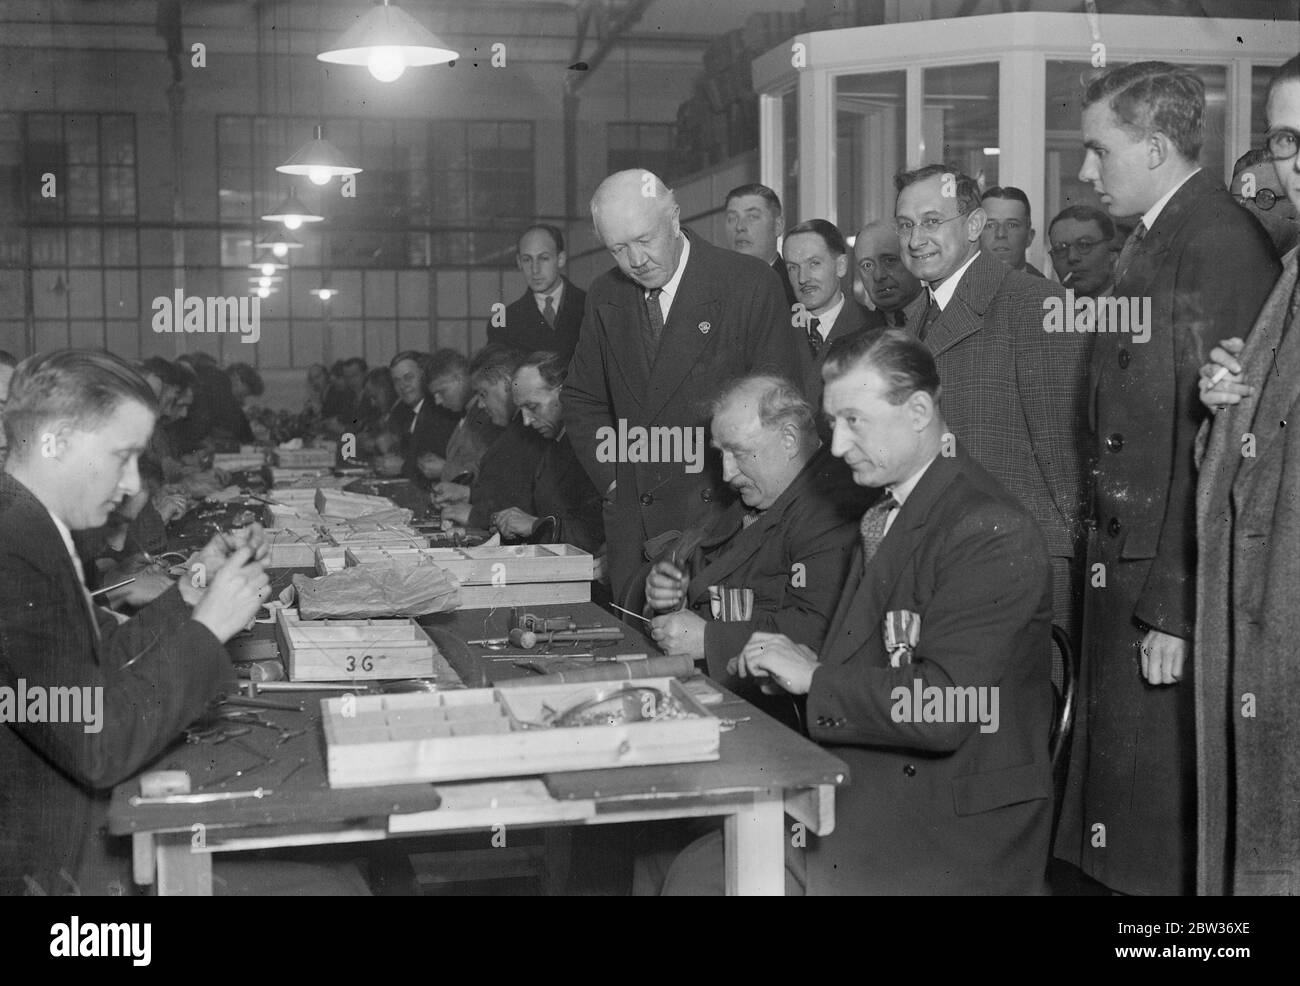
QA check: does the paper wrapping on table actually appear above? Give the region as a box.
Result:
[293,561,460,619]
[493,654,696,689]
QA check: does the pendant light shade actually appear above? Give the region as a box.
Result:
[261,187,324,229]
[318,1,458,82]
[278,125,362,185]
[257,230,305,259]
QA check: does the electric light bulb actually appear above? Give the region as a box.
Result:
[368,47,406,83]
[283,215,303,231]
[257,286,271,299]
[260,263,276,276]
[258,276,272,288]
[307,166,333,186]
[272,243,288,258]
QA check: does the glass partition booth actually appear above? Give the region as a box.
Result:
[754,11,1295,274]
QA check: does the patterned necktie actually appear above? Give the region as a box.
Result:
[807,316,823,358]
[1112,220,1147,287]
[859,493,899,569]
[645,287,665,351]
[917,292,940,342]
[542,294,556,328]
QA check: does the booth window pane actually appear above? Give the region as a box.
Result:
[1044,61,1227,230]
[1252,62,1287,148]
[836,71,905,229]
[923,64,998,187]
[781,89,799,227]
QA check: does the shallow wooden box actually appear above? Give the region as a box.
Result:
[275,610,436,682]
[343,544,594,607]
[275,447,336,468]
[321,678,720,788]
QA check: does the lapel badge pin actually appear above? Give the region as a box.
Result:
[882,609,921,668]
[698,321,711,334]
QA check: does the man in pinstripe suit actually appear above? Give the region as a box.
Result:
[893,164,1091,649]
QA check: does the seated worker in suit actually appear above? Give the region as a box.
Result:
[784,219,882,409]
[486,352,603,554]
[642,374,870,724]
[418,348,502,485]
[0,350,368,896]
[662,329,1055,895]
[488,225,587,361]
[388,350,458,488]
[434,346,548,530]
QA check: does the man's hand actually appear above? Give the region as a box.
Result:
[1198,336,1255,411]
[182,523,270,596]
[373,452,404,477]
[191,547,270,643]
[432,481,470,507]
[730,631,820,695]
[491,507,537,539]
[417,452,446,480]
[645,559,687,612]
[440,502,470,526]
[109,570,176,608]
[152,489,189,524]
[649,610,706,659]
[1139,629,1187,685]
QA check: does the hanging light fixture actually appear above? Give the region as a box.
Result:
[277,125,362,186]
[249,259,289,276]
[262,186,324,229]
[311,286,338,301]
[257,230,305,259]
[317,1,458,83]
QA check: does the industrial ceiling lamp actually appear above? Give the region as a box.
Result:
[249,259,289,276]
[257,230,305,259]
[318,0,458,83]
[278,125,362,186]
[261,186,325,229]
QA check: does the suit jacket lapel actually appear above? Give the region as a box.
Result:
[826,299,868,346]
[925,253,1002,358]
[596,285,648,411]
[822,451,962,666]
[643,233,720,422]
[1238,255,1300,479]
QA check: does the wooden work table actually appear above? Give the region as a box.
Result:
[109,599,848,896]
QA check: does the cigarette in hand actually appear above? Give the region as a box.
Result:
[1208,365,1230,387]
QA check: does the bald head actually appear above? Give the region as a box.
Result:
[854,220,923,313]
[590,169,684,289]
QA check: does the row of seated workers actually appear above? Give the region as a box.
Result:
[2,57,1298,896]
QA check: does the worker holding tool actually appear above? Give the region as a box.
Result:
[0,351,367,895]
[641,376,871,725]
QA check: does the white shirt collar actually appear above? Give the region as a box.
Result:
[651,234,691,319]
[1142,167,1200,231]
[534,280,564,313]
[48,510,85,583]
[887,453,939,508]
[811,291,846,339]
[929,250,982,310]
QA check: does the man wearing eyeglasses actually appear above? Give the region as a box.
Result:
[1055,60,1281,899]
[980,186,1046,278]
[1197,54,1300,897]
[893,164,1091,661]
[1046,205,1118,298]
[1231,146,1299,256]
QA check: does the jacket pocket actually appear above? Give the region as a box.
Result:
[951,760,1050,816]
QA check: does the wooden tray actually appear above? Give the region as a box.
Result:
[343,544,593,584]
[275,447,337,468]
[275,610,436,681]
[321,678,720,788]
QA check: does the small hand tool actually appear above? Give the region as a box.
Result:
[129,788,272,807]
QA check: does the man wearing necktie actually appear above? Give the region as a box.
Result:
[662,328,1055,895]
[854,221,927,331]
[564,169,799,600]
[784,219,882,411]
[1053,62,1282,898]
[487,225,587,362]
[893,164,1091,671]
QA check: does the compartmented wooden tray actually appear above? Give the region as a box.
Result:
[275,446,337,468]
[275,610,436,681]
[320,677,720,787]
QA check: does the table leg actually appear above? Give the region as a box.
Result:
[155,831,213,896]
[724,789,785,895]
